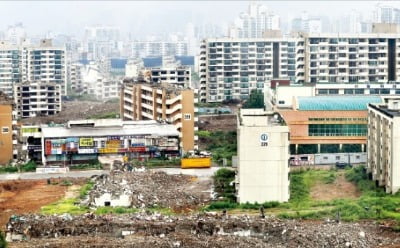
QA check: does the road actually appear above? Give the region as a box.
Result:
[0,167,226,181]
[0,170,107,181]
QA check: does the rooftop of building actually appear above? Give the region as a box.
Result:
[41,119,179,138]
[122,78,192,94]
[368,101,400,118]
[239,108,286,127]
[297,96,382,111]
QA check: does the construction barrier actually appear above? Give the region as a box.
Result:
[181,157,211,169]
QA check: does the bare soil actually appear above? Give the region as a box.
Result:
[310,172,361,201]
[0,178,86,230]
[198,115,237,132]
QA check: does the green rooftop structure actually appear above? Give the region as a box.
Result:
[297,96,383,111]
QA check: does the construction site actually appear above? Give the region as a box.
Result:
[1,165,400,248]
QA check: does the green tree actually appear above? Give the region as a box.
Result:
[242,90,264,109]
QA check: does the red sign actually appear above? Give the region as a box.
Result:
[129,147,146,152]
[45,140,52,155]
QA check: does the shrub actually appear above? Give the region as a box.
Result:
[0,231,7,248]
[21,160,36,172]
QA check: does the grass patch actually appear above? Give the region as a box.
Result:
[79,181,95,199]
[41,198,88,215]
[88,111,119,119]
[205,166,400,223]
[95,207,138,215]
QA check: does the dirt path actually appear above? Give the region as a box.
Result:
[310,172,361,201]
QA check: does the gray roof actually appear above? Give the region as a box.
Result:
[41,123,179,138]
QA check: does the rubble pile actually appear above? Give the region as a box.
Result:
[6,213,400,247]
[83,171,210,209]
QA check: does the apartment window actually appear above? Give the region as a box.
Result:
[2,127,9,133]
[184,114,191,120]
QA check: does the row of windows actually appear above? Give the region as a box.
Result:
[308,124,367,136]
[309,118,367,122]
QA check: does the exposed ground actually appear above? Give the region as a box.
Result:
[311,172,361,201]
[21,100,119,124]
[0,178,86,231]
[198,115,237,132]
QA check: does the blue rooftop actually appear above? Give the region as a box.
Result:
[297,96,382,111]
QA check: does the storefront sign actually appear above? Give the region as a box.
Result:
[79,138,94,147]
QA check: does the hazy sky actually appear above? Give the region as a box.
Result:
[0,1,399,38]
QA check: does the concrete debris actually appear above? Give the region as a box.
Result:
[6,213,400,248]
[82,171,211,209]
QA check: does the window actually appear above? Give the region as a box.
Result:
[2,127,9,133]
[184,114,191,120]
[278,100,285,104]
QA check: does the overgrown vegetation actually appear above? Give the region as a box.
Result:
[0,160,36,174]
[206,166,400,226]
[242,89,264,109]
[0,231,7,248]
[213,168,236,202]
[197,130,237,165]
[79,181,95,199]
[141,158,181,167]
[88,111,119,119]
[70,159,103,170]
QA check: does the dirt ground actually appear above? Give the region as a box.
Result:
[0,178,86,231]
[198,114,237,132]
[310,172,361,201]
[21,100,119,124]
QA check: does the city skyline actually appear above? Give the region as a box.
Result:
[0,1,398,38]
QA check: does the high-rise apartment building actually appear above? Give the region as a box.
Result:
[367,99,400,193]
[374,3,400,24]
[229,3,280,39]
[0,39,67,97]
[199,37,301,102]
[200,33,400,102]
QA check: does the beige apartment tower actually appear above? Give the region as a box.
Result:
[120,80,198,153]
[367,99,400,194]
[237,109,290,203]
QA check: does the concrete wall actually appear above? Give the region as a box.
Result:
[238,113,290,203]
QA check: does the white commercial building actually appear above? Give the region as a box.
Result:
[367,99,400,193]
[237,108,290,203]
[200,33,400,102]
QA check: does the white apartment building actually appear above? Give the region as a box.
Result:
[0,39,67,97]
[230,3,280,39]
[131,41,188,58]
[14,81,61,118]
[200,33,400,103]
[69,63,85,94]
[146,66,191,88]
[87,78,119,100]
[199,37,301,103]
[367,99,400,193]
[237,108,290,203]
